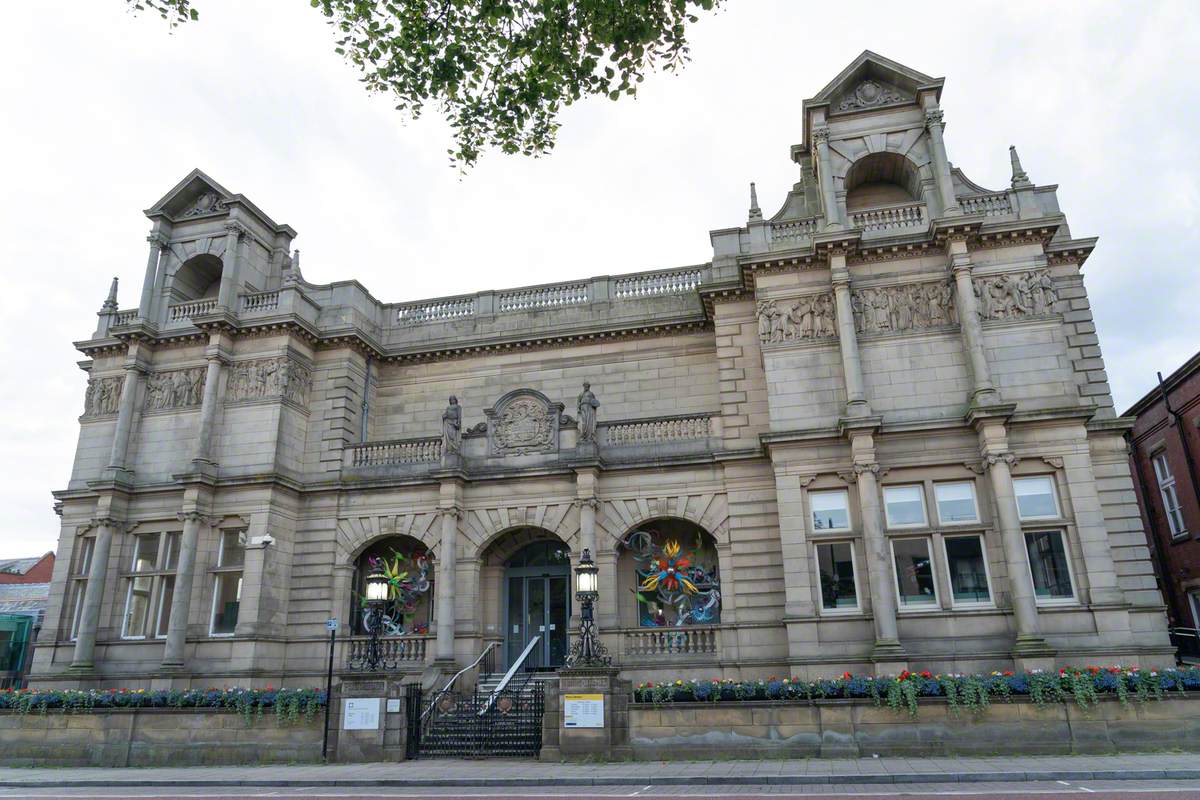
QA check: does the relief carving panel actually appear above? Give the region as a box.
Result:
[973,269,1059,321]
[144,367,206,411]
[83,376,123,417]
[485,389,563,456]
[226,357,312,407]
[756,293,836,345]
[852,280,957,335]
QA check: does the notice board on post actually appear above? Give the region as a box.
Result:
[562,693,604,728]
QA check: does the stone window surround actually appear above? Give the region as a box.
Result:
[1022,528,1079,607]
[66,537,95,642]
[882,484,929,529]
[208,528,247,638]
[813,540,862,615]
[933,480,982,527]
[1012,475,1062,522]
[940,533,995,610]
[889,536,941,613]
[118,529,181,641]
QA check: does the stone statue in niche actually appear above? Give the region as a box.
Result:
[485,389,563,456]
[972,269,1057,321]
[755,294,835,344]
[852,281,958,335]
[83,376,123,417]
[144,367,206,411]
[226,356,312,407]
[577,382,599,442]
[442,396,462,455]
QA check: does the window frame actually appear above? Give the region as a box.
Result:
[809,489,853,533]
[882,484,929,529]
[120,531,181,640]
[813,540,861,615]
[67,537,95,641]
[933,481,981,527]
[1022,529,1077,606]
[1013,475,1061,521]
[209,529,246,637]
[940,534,994,609]
[1152,452,1188,538]
[889,536,940,612]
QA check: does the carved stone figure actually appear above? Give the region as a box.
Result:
[442,396,462,455]
[226,356,312,407]
[851,280,962,335]
[83,376,123,417]
[971,269,1057,321]
[756,294,836,344]
[143,367,206,411]
[577,382,599,443]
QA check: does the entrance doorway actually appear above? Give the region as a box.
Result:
[503,541,571,670]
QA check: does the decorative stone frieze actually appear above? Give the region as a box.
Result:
[225,357,312,406]
[835,79,910,112]
[756,294,836,344]
[485,389,563,456]
[182,190,225,217]
[851,280,958,335]
[973,269,1059,320]
[82,376,123,417]
[144,367,206,411]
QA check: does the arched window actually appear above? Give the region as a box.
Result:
[844,152,922,212]
[618,519,721,628]
[351,536,434,636]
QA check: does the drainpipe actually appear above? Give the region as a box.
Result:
[361,358,372,443]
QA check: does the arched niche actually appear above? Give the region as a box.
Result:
[171,254,223,302]
[479,528,572,670]
[350,535,434,636]
[616,518,722,629]
[844,151,923,211]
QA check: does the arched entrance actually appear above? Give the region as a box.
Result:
[500,539,571,670]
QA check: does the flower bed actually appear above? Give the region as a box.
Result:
[0,687,325,723]
[634,666,1200,716]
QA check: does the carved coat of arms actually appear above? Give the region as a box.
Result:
[485,389,563,456]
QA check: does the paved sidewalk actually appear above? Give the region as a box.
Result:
[2,753,1199,787]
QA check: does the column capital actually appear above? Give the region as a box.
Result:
[224,220,249,239]
[437,506,461,520]
[980,452,1019,472]
[176,510,219,527]
[146,232,170,249]
[82,515,128,534]
[837,461,888,483]
[924,108,945,129]
[811,124,830,145]
[574,497,600,511]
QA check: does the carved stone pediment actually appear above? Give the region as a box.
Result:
[833,79,912,113]
[485,389,563,456]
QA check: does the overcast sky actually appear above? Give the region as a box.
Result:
[1,1,1197,559]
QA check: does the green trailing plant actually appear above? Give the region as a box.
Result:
[0,686,326,725]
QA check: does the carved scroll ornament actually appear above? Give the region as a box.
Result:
[756,293,836,344]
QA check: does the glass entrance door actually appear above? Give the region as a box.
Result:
[505,574,570,670]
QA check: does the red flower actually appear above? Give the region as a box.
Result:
[899,670,911,681]
[843,671,852,679]
[1003,671,1013,677]
[920,670,932,679]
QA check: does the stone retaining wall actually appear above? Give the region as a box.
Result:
[629,695,1200,759]
[0,708,323,767]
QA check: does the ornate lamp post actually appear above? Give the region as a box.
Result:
[565,548,611,668]
[350,567,395,671]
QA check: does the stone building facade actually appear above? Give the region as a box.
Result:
[1124,350,1200,658]
[34,52,1172,690]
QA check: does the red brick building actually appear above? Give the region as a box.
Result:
[0,553,55,585]
[1125,351,1200,660]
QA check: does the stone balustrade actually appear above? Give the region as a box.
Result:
[959,192,1013,217]
[396,297,475,325]
[771,217,819,245]
[849,201,926,233]
[112,309,138,326]
[498,282,589,313]
[167,298,219,322]
[603,414,711,447]
[345,635,429,667]
[240,291,279,313]
[623,625,719,657]
[347,437,442,467]
[612,268,704,299]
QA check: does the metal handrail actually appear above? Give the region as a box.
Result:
[478,635,540,716]
[421,640,499,721]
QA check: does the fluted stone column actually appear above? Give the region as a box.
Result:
[106,363,144,474]
[812,125,843,230]
[434,507,460,663]
[831,257,870,418]
[923,105,960,217]
[138,232,168,319]
[70,518,118,669]
[161,511,206,667]
[948,239,1000,406]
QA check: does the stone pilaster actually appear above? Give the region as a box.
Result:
[922,104,960,217]
[138,231,169,320]
[161,509,213,668]
[433,479,463,665]
[216,220,246,310]
[812,124,842,230]
[70,516,120,670]
[192,333,231,467]
[830,253,870,418]
[105,343,149,479]
[947,237,1001,407]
